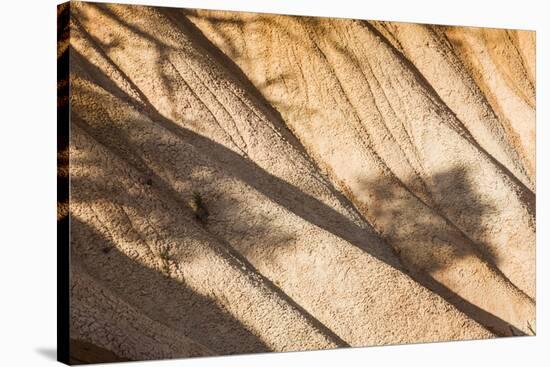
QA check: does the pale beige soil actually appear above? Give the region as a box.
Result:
[61,1,535,363]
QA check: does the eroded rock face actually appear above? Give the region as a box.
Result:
[61,1,535,362]
[185,7,536,332]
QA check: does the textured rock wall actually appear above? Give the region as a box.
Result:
[61,2,535,363]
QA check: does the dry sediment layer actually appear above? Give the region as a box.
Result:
[61,2,535,362]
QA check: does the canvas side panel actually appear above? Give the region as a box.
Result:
[57,2,70,365]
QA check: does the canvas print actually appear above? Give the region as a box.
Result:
[57,1,536,364]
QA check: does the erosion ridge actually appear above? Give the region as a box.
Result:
[61,2,536,362]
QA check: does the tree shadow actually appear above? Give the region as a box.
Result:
[176,9,321,133]
[70,4,395,267]
[70,216,270,359]
[87,3,322,162]
[176,8,247,59]
[357,167,497,273]
[360,21,535,203]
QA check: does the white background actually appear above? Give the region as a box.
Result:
[0,0,547,365]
